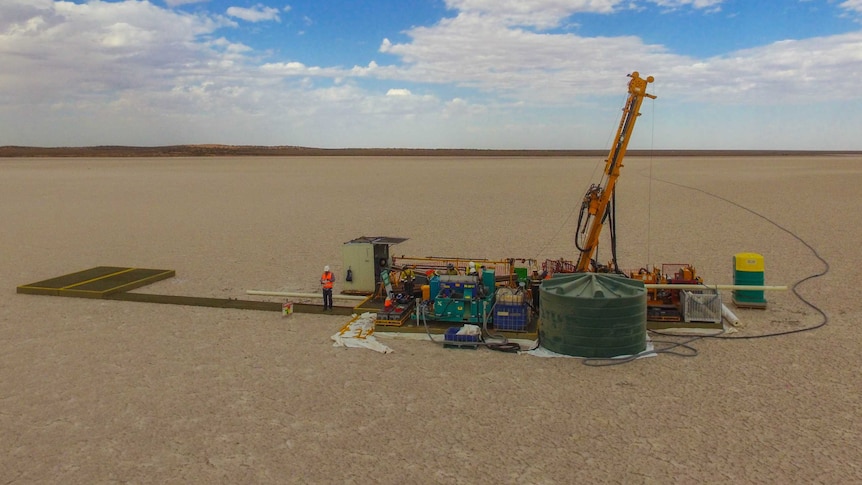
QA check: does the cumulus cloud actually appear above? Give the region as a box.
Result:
[840,0,862,15]
[376,0,862,106]
[3,0,53,9]
[164,0,209,7]
[442,0,725,29]
[226,4,281,22]
[443,0,620,29]
[442,97,486,119]
[349,61,382,77]
[379,12,678,100]
[0,0,240,116]
[650,0,724,10]
[385,88,412,96]
[676,31,862,103]
[260,61,345,79]
[1,0,861,149]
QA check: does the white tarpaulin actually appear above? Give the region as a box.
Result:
[331,312,393,354]
[527,338,656,359]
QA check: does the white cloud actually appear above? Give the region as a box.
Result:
[226,4,281,22]
[260,61,349,80]
[649,0,724,10]
[1,0,860,149]
[673,31,862,103]
[375,2,862,107]
[378,12,678,100]
[840,0,862,15]
[348,61,382,77]
[386,88,412,96]
[442,0,726,29]
[442,97,486,119]
[0,1,236,106]
[443,0,620,29]
[3,0,53,9]
[164,0,209,6]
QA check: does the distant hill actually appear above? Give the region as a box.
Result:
[0,145,857,158]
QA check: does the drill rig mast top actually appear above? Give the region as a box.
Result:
[575,71,656,273]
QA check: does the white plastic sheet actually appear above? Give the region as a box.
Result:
[331,312,393,354]
[527,339,656,359]
[456,323,482,337]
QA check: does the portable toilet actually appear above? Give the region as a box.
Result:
[732,252,767,308]
[341,236,408,294]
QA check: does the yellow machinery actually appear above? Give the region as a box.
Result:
[629,263,703,322]
[575,72,656,273]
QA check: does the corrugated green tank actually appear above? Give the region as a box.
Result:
[539,273,647,358]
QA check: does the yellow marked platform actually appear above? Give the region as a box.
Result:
[17,266,176,298]
[17,266,355,315]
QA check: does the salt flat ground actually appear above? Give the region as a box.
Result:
[1,155,860,483]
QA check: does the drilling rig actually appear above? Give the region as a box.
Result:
[566,72,705,323]
[574,71,656,273]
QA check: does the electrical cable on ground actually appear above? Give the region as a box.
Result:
[644,175,830,340]
[581,331,718,367]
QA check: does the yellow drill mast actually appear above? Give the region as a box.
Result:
[575,72,656,272]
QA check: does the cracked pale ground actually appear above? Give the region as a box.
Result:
[2,155,860,483]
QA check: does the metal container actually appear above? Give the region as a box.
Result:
[681,289,722,323]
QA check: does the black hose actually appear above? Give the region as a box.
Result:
[574,195,589,252]
[487,342,522,353]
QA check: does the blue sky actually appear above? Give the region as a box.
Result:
[2,0,861,149]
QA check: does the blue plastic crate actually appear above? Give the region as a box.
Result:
[443,327,480,348]
[493,303,528,331]
[444,326,480,342]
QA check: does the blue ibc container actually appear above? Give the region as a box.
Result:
[494,303,528,331]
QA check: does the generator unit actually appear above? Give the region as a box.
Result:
[428,271,496,324]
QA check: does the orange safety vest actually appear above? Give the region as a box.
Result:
[321,271,334,289]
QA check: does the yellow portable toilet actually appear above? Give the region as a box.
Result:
[732,253,767,308]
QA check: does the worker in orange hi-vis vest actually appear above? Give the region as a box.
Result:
[320,265,334,311]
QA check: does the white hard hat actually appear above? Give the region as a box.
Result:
[324,265,330,272]
[469,261,476,268]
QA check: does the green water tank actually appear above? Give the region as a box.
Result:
[539,273,647,358]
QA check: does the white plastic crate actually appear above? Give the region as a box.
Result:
[681,289,722,323]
